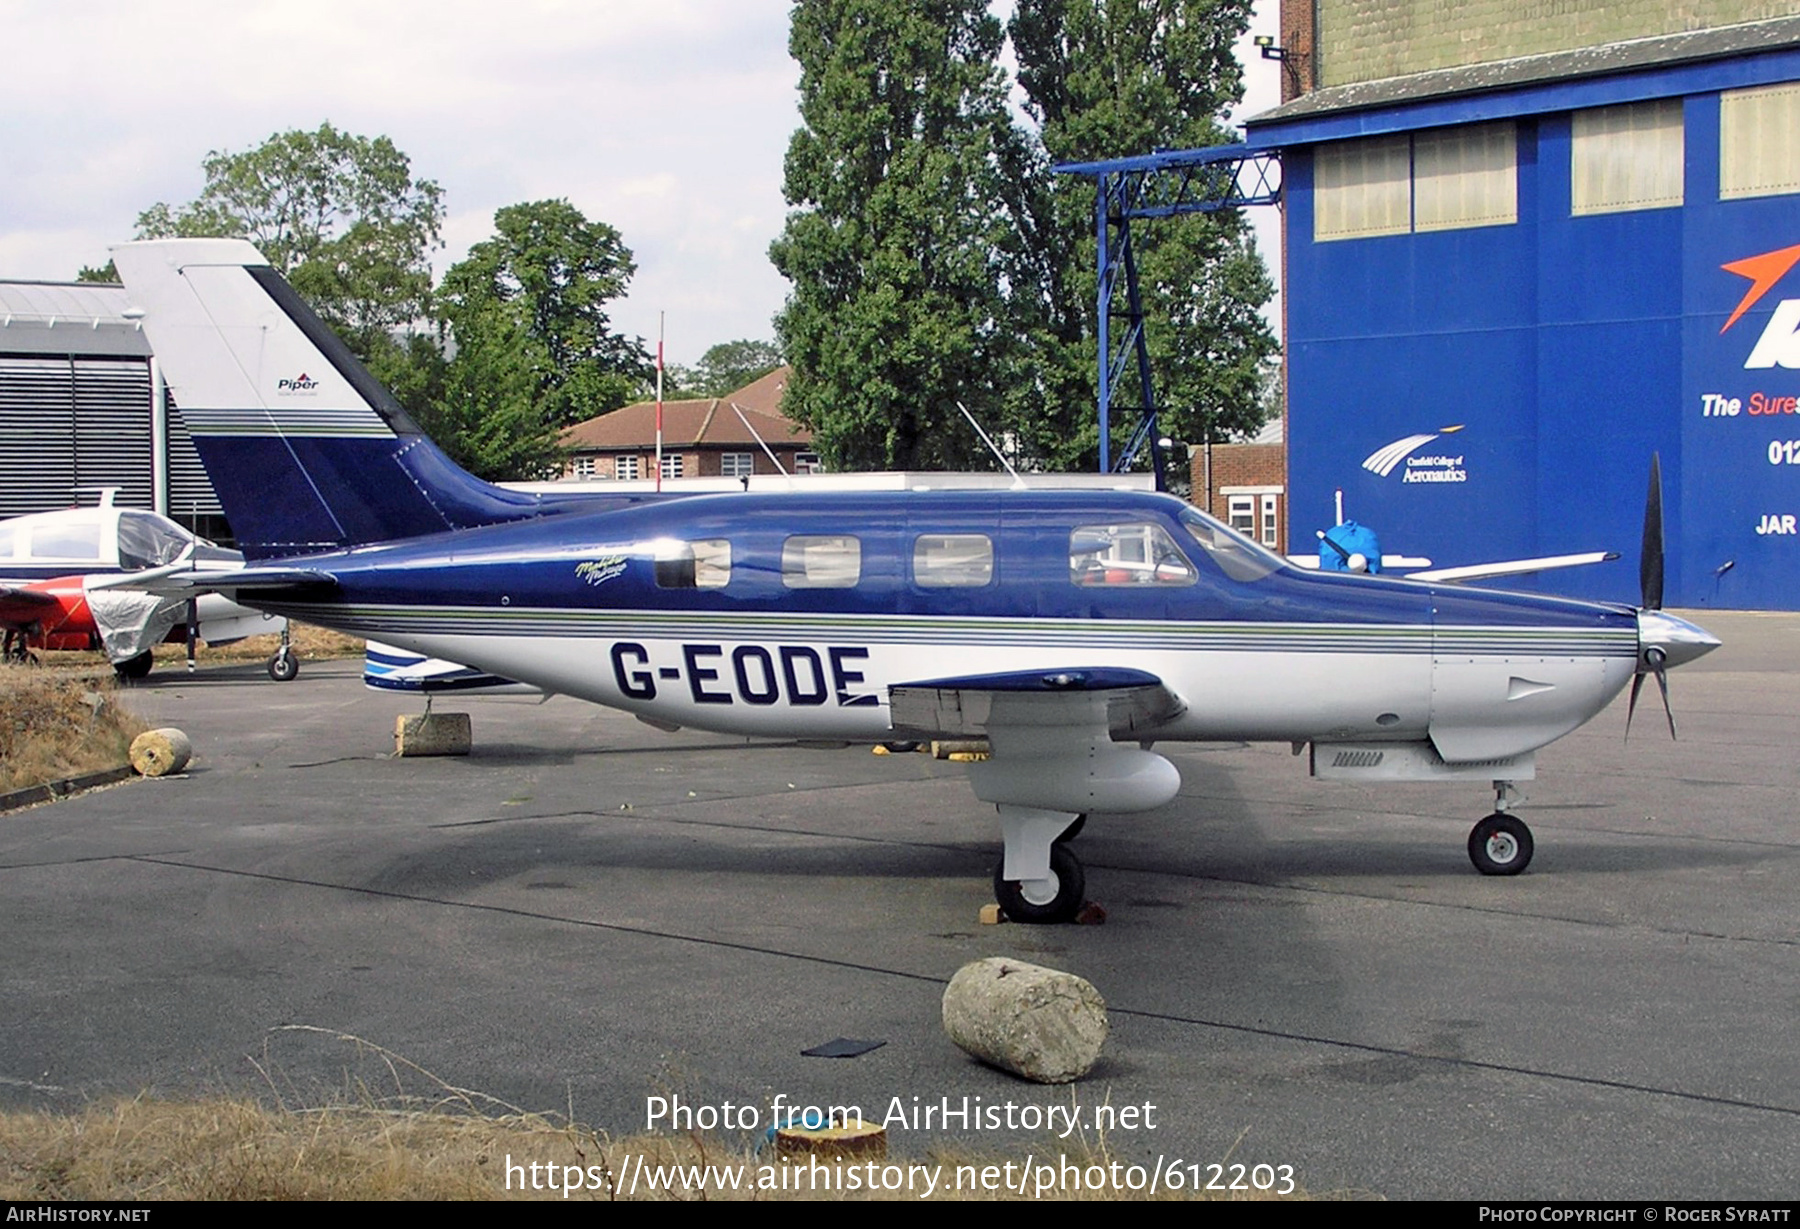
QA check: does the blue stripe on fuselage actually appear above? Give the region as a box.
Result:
[221,489,1633,638]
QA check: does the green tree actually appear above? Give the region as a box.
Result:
[1011,0,1278,467]
[685,340,784,398]
[136,123,445,350]
[770,0,1044,471]
[439,200,651,436]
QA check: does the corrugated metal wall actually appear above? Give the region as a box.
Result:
[0,354,220,522]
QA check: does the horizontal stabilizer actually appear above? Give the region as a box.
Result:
[136,567,339,594]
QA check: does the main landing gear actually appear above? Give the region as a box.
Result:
[993,806,1089,923]
[1468,781,1533,876]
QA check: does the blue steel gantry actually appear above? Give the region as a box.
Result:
[1055,144,1280,486]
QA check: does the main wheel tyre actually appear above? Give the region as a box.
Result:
[1468,812,1533,876]
[114,650,154,681]
[993,844,1086,924]
[1054,813,1088,843]
[268,650,299,682]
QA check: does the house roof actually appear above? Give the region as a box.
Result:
[562,365,810,451]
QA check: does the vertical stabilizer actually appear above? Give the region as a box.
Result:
[112,239,545,559]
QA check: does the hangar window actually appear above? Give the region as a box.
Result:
[1315,123,1516,241]
[1414,122,1517,232]
[721,452,755,478]
[1572,100,1684,215]
[1314,134,1412,241]
[1069,523,1195,587]
[613,454,640,481]
[1721,83,1800,200]
[653,538,731,589]
[913,534,993,588]
[783,535,861,588]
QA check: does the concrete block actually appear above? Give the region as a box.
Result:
[395,712,471,757]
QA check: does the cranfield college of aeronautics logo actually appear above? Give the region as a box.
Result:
[1361,425,1467,483]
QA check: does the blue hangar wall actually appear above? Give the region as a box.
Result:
[1250,46,1800,610]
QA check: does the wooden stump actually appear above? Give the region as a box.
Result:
[129,728,191,777]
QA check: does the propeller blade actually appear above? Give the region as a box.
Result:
[1640,452,1664,612]
[1653,661,1676,740]
[1625,671,1645,742]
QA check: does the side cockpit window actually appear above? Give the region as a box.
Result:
[914,533,993,588]
[653,538,732,589]
[782,535,861,588]
[1178,507,1284,582]
[1070,523,1195,586]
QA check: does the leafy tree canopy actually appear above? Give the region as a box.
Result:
[439,199,652,435]
[689,339,784,398]
[136,123,445,347]
[771,0,1044,472]
[1011,0,1277,463]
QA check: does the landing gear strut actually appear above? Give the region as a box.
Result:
[267,625,298,682]
[1468,780,1533,875]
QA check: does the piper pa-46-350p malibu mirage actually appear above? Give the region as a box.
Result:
[112,239,1720,922]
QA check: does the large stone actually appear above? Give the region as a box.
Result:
[941,957,1107,1084]
[394,712,472,757]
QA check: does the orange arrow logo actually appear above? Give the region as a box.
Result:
[1721,243,1800,333]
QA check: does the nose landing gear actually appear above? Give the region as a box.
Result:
[1468,780,1533,875]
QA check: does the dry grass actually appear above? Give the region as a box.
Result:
[150,620,364,666]
[0,674,148,794]
[0,1030,1313,1201]
[0,1097,1309,1201]
[20,621,364,674]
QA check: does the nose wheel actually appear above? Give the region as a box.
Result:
[1468,812,1533,875]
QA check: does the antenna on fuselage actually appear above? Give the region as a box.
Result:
[729,402,793,489]
[955,401,1026,491]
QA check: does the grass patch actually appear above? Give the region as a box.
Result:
[0,674,148,794]
[0,1031,1312,1200]
[149,620,364,667]
[0,1098,1308,1201]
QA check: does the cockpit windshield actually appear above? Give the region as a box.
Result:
[1178,506,1288,583]
[116,510,232,570]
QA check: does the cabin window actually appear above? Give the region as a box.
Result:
[29,521,102,561]
[913,534,993,587]
[0,524,17,560]
[1069,523,1194,586]
[653,538,731,589]
[782,535,861,588]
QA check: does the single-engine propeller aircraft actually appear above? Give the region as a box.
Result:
[0,492,291,679]
[112,239,1720,921]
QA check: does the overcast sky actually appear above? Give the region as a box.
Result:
[0,1,1282,365]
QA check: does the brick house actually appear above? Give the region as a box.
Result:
[1190,417,1286,552]
[560,366,818,482]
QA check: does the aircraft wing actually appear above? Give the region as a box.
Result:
[1403,551,1620,584]
[888,667,1185,739]
[0,585,62,630]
